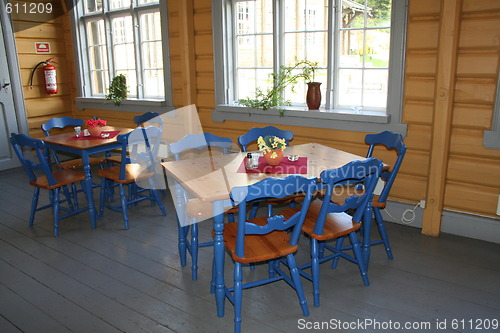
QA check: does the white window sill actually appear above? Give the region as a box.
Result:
[212,105,408,135]
[76,97,175,113]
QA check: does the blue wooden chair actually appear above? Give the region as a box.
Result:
[169,132,233,280]
[282,158,382,307]
[10,133,92,237]
[238,125,299,216]
[365,130,407,259]
[237,125,294,152]
[220,175,317,333]
[98,126,166,229]
[133,111,160,126]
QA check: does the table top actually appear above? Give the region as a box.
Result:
[162,143,368,203]
[41,126,134,150]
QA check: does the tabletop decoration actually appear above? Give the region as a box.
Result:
[85,116,107,137]
[258,135,287,165]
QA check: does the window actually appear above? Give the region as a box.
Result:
[213,0,408,134]
[71,0,172,110]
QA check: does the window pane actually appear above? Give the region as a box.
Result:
[237,68,273,102]
[365,29,390,68]
[140,11,164,98]
[116,70,137,98]
[87,20,108,95]
[91,70,109,95]
[339,30,363,68]
[85,0,102,14]
[338,69,362,107]
[138,0,159,4]
[367,0,391,27]
[143,70,164,98]
[234,0,273,100]
[363,69,387,107]
[110,0,129,10]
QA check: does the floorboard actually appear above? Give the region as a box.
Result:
[0,167,499,333]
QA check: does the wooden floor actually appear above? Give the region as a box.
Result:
[1,167,499,333]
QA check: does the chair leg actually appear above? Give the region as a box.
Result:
[373,207,393,259]
[148,178,166,215]
[331,236,344,269]
[191,222,199,280]
[286,253,309,316]
[29,188,40,227]
[349,232,369,286]
[53,188,60,237]
[118,183,129,230]
[61,185,74,211]
[71,183,79,210]
[177,218,187,267]
[268,260,276,278]
[249,202,259,219]
[233,262,243,333]
[310,239,321,307]
[99,178,106,217]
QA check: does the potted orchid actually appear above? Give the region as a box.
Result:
[85,116,107,137]
[257,135,287,165]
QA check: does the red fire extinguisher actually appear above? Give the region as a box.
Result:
[29,58,58,94]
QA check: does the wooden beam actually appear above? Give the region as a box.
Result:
[178,0,197,106]
[422,0,462,236]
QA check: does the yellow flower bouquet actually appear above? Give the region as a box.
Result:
[257,135,287,162]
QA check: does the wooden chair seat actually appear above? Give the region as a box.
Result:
[30,169,85,190]
[57,157,106,170]
[105,155,124,164]
[264,194,305,205]
[281,201,361,241]
[98,164,154,184]
[222,215,298,264]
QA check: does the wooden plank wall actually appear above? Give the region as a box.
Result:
[12,0,74,138]
[11,0,499,233]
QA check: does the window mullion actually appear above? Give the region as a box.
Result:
[273,0,282,74]
[132,7,143,98]
[326,0,335,109]
[103,1,115,80]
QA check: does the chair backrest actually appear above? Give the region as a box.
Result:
[237,126,294,152]
[133,112,160,127]
[41,116,84,136]
[117,126,162,180]
[365,131,406,203]
[10,133,57,185]
[169,132,233,160]
[230,175,317,258]
[313,158,382,236]
[41,116,85,165]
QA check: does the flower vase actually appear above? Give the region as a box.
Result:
[263,149,285,166]
[88,126,103,137]
[306,82,322,110]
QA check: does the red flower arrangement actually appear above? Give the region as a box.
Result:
[85,116,107,127]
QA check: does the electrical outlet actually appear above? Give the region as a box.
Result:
[496,195,500,216]
[419,200,426,209]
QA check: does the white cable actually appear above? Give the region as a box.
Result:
[383,202,420,224]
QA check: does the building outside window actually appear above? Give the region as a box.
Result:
[71,0,172,108]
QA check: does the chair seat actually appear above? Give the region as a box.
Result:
[57,157,106,169]
[264,193,306,205]
[222,217,298,264]
[98,164,154,184]
[280,201,361,241]
[30,169,85,190]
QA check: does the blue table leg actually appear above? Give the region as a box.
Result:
[82,151,97,228]
[212,200,225,317]
[362,203,373,270]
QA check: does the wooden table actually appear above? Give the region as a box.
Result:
[42,126,134,227]
[162,142,373,317]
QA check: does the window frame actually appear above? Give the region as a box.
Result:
[212,0,408,135]
[69,0,174,112]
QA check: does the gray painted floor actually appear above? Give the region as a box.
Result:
[1,167,499,333]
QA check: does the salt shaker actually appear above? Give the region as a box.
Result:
[245,153,255,169]
[74,126,81,137]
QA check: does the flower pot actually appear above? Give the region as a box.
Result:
[263,149,285,166]
[306,82,322,110]
[88,126,103,137]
